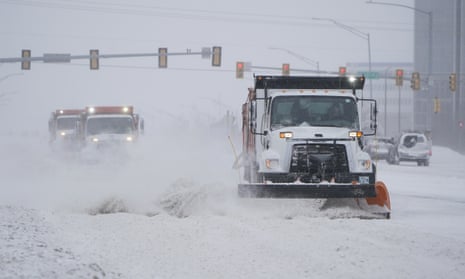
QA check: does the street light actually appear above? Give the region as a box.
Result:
[366,1,432,79]
[367,1,436,143]
[312,17,373,99]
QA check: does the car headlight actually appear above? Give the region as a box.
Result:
[265,159,279,169]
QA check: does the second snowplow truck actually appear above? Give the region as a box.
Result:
[237,75,391,218]
[76,106,144,150]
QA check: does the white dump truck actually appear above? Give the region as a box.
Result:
[236,75,391,218]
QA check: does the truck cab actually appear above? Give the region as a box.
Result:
[76,106,143,151]
[259,91,370,184]
[48,109,83,150]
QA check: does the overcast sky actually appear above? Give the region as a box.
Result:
[0,0,414,133]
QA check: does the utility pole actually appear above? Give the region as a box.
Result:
[455,0,463,151]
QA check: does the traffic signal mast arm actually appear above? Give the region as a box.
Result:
[0,47,220,69]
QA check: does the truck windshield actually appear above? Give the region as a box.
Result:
[86,116,134,135]
[57,116,79,130]
[270,96,359,130]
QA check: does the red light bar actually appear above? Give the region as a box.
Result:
[86,106,134,114]
[55,109,83,115]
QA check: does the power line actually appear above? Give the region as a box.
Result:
[0,0,413,32]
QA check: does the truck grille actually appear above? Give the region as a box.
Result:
[289,143,349,183]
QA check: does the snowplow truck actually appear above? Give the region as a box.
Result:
[48,109,83,149]
[237,75,390,218]
[76,106,144,149]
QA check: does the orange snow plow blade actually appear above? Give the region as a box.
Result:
[365,181,391,218]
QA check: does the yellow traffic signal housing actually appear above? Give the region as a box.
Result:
[212,46,221,67]
[21,49,31,70]
[395,69,403,86]
[282,63,290,76]
[433,97,441,113]
[411,72,420,90]
[158,48,168,68]
[236,61,244,79]
[89,49,99,70]
[449,73,457,91]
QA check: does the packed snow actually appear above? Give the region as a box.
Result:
[1,130,465,279]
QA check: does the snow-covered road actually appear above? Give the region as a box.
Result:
[1,133,465,278]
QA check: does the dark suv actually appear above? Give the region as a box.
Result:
[387,132,432,166]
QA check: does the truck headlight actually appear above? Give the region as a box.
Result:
[126,136,133,142]
[359,159,371,170]
[92,137,99,143]
[349,131,363,138]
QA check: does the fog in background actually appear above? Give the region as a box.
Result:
[1,0,414,133]
[0,0,414,211]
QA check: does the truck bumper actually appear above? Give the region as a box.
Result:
[238,183,376,199]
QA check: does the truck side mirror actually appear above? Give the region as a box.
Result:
[361,98,377,136]
[140,118,145,135]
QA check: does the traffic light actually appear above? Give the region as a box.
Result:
[395,69,404,86]
[212,46,221,67]
[282,63,290,76]
[89,49,99,70]
[338,66,347,76]
[411,72,420,90]
[236,61,244,79]
[433,97,441,113]
[21,49,31,70]
[158,48,168,68]
[449,73,457,91]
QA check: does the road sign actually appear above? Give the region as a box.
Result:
[357,71,379,79]
[43,53,71,63]
[201,47,211,59]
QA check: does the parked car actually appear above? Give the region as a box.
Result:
[387,132,432,166]
[364,137,394,161]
